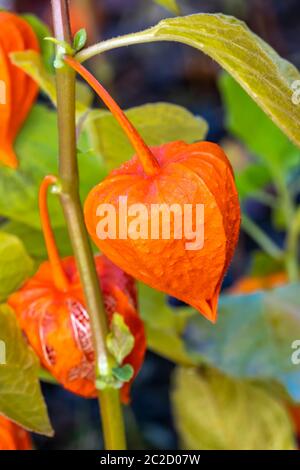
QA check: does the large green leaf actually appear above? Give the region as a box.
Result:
[85,103,208,170]
[185,283,300,402]
[79,14,300,148]
[0,104,106,228]
[0,304,53,435]
[172,366,296,450]
[219,73,300,171]
[138,283,196,366]
[0,232,33,302]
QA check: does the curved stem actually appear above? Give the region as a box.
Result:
[76,31,157,63]
[64,56,160,175]
[271,167,298,281]
[241,214,283,260]
[285,208,300,282]
[39,175,69,291]
[51,0,126,450]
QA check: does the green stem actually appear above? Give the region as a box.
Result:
[241,214,283,260]
[285,208,300,282]
[274,170,295,225]
[51,0,126,450]
[249,190,277,208]
[271,168,298,282]
[76,31,157,62]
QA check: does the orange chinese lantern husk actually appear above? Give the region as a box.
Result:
[8,176,146,404]
[0,416,32,450]
[0,11,39,168]
[84,140,240,322]
[64,57,241,323]
[9,255,145,403]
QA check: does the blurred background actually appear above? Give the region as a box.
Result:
[1,0,300,449]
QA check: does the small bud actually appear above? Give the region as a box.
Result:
[73,28,87,52]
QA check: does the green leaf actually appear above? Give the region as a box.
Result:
[112,364,134,382]
[250,251,285,277]
[2,221,72,262]
[0,104,106,228]
[0,304,53,436]
[85,103,208,170]
[10,51,93,112]
[107,313,134,364]
[172,366,296,450]
[0,232,33,302]
[10,51,56,104]
[235,163,271,199]
[139,283,196,366]
[220,139,271,199]
[153,0,180,15]
[219,73,299,171]
[88,13,300,148]
[73,29,87,52]
[22,14,54,72]
[76,81,94,111]
[184,283,300,402]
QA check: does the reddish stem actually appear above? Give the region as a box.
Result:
[64,55,160,176]
[39,175,69,292]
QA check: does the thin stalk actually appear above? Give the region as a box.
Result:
[51,0,126,450]
[285,207,300,282]
[76,31,157,63]
[241,213,283,260]
[65,56,160,175]
[271,168,298,281]
[39,175,69,292]
[249,190,277,208]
